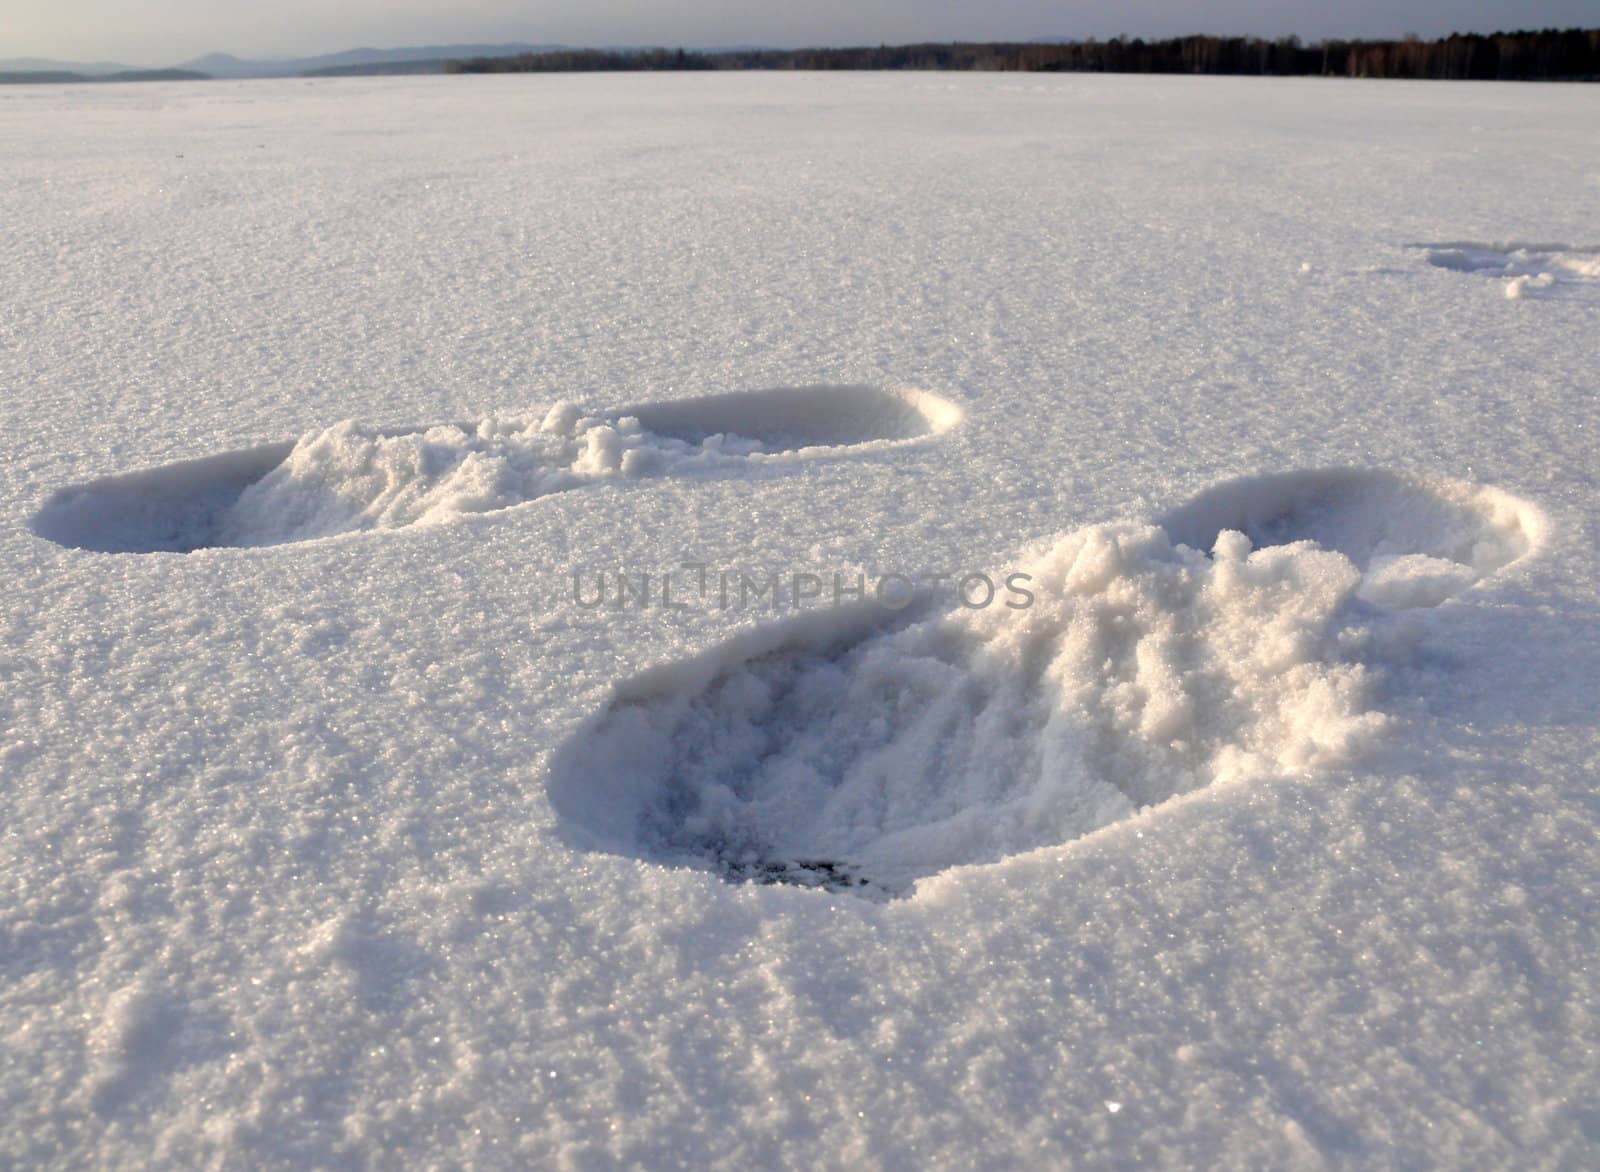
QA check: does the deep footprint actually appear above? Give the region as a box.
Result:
[31,383,962,553]
[547,470,1542,900]
[1415,241,1600,300]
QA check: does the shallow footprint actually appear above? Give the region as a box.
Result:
[31,384,961,553]
[1415,241,1600,300]
[547,470,1542,900]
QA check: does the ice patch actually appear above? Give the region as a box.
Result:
[1416,242,1600,301]
[31,384,961,553]
[548,470,1541,900]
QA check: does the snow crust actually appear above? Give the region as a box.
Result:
[3,73,1598,1169]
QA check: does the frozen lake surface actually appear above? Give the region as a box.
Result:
[2,72,1598,1167]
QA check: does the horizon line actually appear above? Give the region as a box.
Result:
[8,24,1599,71]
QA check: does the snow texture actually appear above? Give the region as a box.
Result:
[3,73,1598,1170]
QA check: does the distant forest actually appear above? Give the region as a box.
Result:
[450,29,1600,81]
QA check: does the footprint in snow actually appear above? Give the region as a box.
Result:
[546,469,1543,900]
[29,383,962,553]
[1415,241,1600,301]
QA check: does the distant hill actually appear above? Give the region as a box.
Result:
[180,44,565,78]
[0,56,138,75]
[0,71,86,84]
[0,43,569,82]
[177,52,270,78]
[0,68,208,85]
[301,58,455,78]
[102,69,210,82]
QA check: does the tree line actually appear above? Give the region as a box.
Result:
[449,29,1600,81]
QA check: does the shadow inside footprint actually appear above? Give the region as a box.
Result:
[622,383,961,449]
[31,384,961,554]
[548,469,1542,900]
[31,442,296,556]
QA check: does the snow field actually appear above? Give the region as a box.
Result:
[3,72,1598,1169]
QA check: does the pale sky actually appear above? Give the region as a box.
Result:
[6,0,1596,66]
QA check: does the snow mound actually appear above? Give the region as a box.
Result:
[215,412,758,549]
[1417,242,1600,300]
[31,384,960,553]
[549,471,1541,899]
